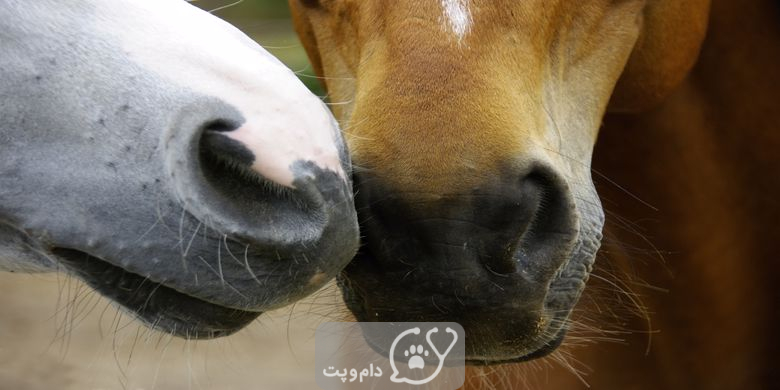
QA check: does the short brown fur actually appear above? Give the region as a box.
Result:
[290,0,778,387]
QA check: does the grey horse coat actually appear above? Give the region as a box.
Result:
[0,0,359,337]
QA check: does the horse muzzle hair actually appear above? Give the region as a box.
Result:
[0,0,359,338]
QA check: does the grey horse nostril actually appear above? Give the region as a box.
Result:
[203,119,237,132]
[196,120,296,206]
[200,127,256,169]
[163,101,348,244]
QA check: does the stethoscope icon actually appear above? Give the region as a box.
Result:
[389,326,458,385]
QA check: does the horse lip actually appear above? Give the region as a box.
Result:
[341,269,570,364]
[51,247,260,338]
[339,244,575,363]
[464,326,568,365]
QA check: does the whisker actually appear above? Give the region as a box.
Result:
[208,0,244,14]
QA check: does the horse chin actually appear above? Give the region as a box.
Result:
[52,248,259,339]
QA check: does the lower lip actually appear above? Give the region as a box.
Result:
[52,247,260,338]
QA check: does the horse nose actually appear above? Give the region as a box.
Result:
[343,165,580,358]
[356,165,578,283]
[164,99,356,250]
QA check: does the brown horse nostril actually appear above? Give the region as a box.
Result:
[511,170,577,281]
[354,165,576,281]
[475,173,546,275]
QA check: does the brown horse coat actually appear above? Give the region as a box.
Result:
[289,0,779,387]
[470,1,780,388]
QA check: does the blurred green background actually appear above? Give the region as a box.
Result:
[192,0,325,95]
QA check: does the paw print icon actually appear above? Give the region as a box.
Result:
[389,327,458,385]
[404,344,430,369]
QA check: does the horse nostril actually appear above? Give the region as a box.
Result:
[474,172,547,275]
[510,169,576,281]
[193,119,320,239]
[197,119,292,198]
[450,168,572,278]
[356,165,577,281]
[163,105,327,243]
[199,120,258,175]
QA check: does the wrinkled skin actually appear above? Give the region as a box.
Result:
[290,0,709,363]
[0,0,359,338]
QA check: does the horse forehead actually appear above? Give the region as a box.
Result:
[373,0,606,42]
[440,0,473,41]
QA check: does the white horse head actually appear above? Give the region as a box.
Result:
[0,0,359,338]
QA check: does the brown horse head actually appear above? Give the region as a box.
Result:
[290,0,709,362]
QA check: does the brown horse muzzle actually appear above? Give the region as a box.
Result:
[340,162,580,362]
